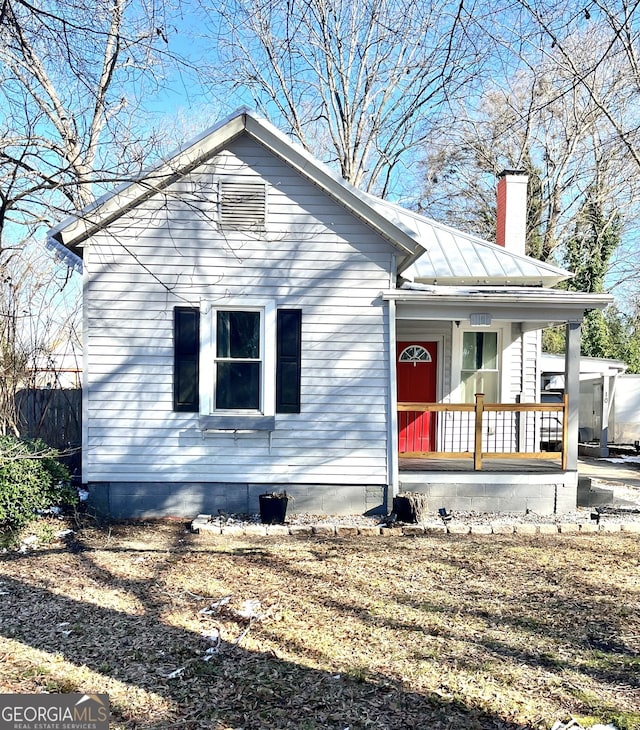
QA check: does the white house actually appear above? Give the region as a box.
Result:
[48,110,611,518]
[613,374,640,445]
[541,353,627,457]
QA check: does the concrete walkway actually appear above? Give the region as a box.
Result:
[578,456,640,508]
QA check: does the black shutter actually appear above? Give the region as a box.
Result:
[276,309,302,413]
[174,307,200,412]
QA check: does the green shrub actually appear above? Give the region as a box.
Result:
[0,436,76,545]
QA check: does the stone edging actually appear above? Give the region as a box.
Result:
[191,515,640,537]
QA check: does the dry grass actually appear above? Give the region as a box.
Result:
[0,519,639,730]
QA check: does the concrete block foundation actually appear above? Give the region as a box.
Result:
[84,470,579,520]
[84,481,389,519]
[399,471,578,515]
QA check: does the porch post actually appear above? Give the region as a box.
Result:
[474,393,484,470]
[387,298,399,502]
[600,374,610,457]
[564,321,581,471]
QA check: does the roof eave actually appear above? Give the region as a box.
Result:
[382,288,613,328]
[384,287,611,314]
[409,275,568,288]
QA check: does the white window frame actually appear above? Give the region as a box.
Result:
[451,322,510,403]
[199,299,276,416]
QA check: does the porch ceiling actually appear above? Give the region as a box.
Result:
[383,284,613,328]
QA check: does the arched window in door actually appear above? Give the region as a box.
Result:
[398,345,432,363]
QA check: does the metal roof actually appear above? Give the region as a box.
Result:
[365,196,572,287]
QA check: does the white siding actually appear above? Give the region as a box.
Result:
[84,136,397,485]
[506,324,523,399]
[522,329,541,402]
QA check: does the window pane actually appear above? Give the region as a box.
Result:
[462,332,497,370]
[216,362,260,409]
[481,332,497,369]
[462,332,478,371]
[217,311,260,358]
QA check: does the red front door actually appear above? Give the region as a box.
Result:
[397,341,437,453]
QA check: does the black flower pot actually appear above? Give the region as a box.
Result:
[259,493,289,524]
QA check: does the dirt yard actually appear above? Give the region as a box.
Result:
[0,520,638,730]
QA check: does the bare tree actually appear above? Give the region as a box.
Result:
[0,0,191,434]
[509,2,640,167]
[419,44,639,269]
[0,0,185,228]
[196,0,487,198]
[496,0,640,293]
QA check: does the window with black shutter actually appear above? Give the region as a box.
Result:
[173,306,200,412]
[276,309,302,413]
[174,303,302,423]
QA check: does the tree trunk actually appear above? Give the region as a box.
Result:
[392,492,429,523]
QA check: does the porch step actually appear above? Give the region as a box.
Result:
[577,476,614,508]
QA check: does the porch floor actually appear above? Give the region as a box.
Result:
[399,456,565,473]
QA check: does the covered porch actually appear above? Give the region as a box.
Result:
[395,401,571,514]
[397,393,569,469]
[384,285,612,514]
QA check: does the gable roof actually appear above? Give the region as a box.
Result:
[49,108,571,285]
[48,109,424,272]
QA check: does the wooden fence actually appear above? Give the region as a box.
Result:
[14,388,82,474]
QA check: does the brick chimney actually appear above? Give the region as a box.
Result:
[496,170,528,257]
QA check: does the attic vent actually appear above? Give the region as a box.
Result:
[219,180,267,231]
[399,345,432,363]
